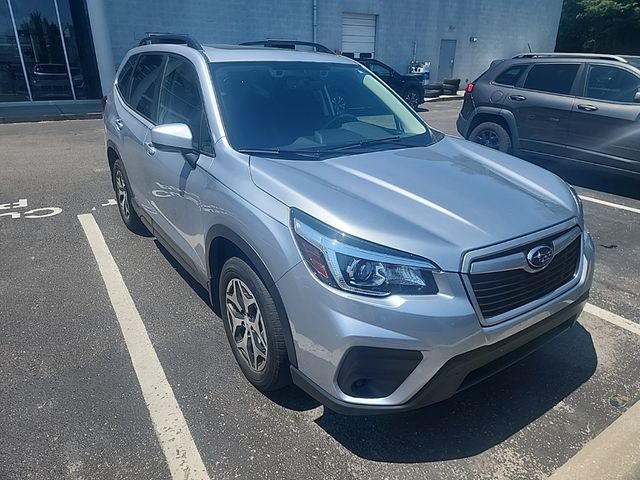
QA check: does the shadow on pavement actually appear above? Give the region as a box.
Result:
[310,323,596,463]
[523,155,640,200]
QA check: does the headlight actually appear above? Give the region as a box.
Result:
[568,184,584,220]
[291,209,439,297]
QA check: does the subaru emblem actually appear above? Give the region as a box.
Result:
[527,245,554,269]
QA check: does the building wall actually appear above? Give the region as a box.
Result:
[103,0,562,84]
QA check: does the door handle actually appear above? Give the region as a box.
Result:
[114,118,124,130]
[577,104,598,112]
[509,95,526,101]
[144,141,156,156]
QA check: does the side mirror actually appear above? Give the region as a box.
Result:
[150,123,199,168]
[634,91,640,103]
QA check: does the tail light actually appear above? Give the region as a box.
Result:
[465,83,475,94]
[101,95,108,112]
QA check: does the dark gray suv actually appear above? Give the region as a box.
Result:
[457,53,640,176]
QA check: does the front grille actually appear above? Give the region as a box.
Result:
[469,236,581,319]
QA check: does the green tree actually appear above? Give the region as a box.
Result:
[556,0,640,54]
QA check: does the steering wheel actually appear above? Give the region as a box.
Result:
[322,114,358,130]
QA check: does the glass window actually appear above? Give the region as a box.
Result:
[158,56,213,154]
[11,0,73,100]
[367,62,392,77]
[129,54,164,121]
[117,55,137,103]
[523,64,580,95]
[585,65,640,103]
[55,0,102,99]
[494,64,528,86]
[0,1,29,101]
[210,61,432,159]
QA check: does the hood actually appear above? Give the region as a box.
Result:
[249,136,578,271]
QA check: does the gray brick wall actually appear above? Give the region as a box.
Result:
[104,0,562,84]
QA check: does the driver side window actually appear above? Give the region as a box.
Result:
[157,56,214,155]
[368,62,392,77]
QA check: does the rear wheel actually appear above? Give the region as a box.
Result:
[403,88,422,110]
[112,158,146,234]
[469,121,512,153]
[219,257,291,391]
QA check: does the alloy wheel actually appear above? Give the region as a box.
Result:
[225,278,268,372]
[474,129,501,149]
[115,169,130,220]
[405,91,420,109]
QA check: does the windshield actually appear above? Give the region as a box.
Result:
[209,61,434,159]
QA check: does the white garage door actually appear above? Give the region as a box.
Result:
[341,13,376,57]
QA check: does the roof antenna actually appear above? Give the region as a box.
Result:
[527,43,532,53]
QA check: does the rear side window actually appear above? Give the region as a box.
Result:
[523,64,580,95]
[585,65,640,103]
[116,55,137,103]
[129,54,165,121]
[494,64,528,86]
[157,56,213,155]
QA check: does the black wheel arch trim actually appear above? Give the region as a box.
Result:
[205,225,298,368]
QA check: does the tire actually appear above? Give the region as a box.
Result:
[330,90,348,115]
[468,122,512,153]
[443,78,461,87]
[112,158,146,234]
[424,90,440,98]
[403,87,422,110]
[424,82,443,91]
[219,257,291,391]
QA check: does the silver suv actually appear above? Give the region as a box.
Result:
[104,35,594,414]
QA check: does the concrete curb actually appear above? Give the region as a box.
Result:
[548,398,640,479]
[424,94,464,103]
[0,113,103,124]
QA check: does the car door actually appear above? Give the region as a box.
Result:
[144,54,215,276]
[116,53,165,204]
[565,63,640,173]
[366,60,402,92]
[503,63,580,158]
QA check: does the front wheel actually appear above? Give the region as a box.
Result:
[219,257,291,391]
[112,158,146,234]
[468,122,512,153]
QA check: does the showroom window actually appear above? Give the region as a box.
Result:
[0,0,101,102]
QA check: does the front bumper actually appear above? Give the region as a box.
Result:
[276,230,594,415]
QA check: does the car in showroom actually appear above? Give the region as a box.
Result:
[457,53,640,176]
[104,35,594,414]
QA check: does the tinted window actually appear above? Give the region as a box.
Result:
[523,64,579,95]
[368,62,393,76]
[158,56,213,154]
[494,64,528,86]
[585,65,640,103]
[129,54,164,121]
[117,55,137,103]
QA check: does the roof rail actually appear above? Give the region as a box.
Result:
[139,34,203,50]
[513,52,629,63]
[239,39,334,55]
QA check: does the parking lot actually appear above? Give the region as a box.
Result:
[1,109,639,479]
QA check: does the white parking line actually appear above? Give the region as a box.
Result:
[585,302,640,337]
[579,195,640,214]
[78,213,210,480]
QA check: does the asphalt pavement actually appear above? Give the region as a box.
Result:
[1,113,639,480]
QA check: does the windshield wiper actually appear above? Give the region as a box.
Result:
[237,148,321,158]
[320,135,404,152]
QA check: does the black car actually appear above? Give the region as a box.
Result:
[457,53,640,176]
[357,58,425,110]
